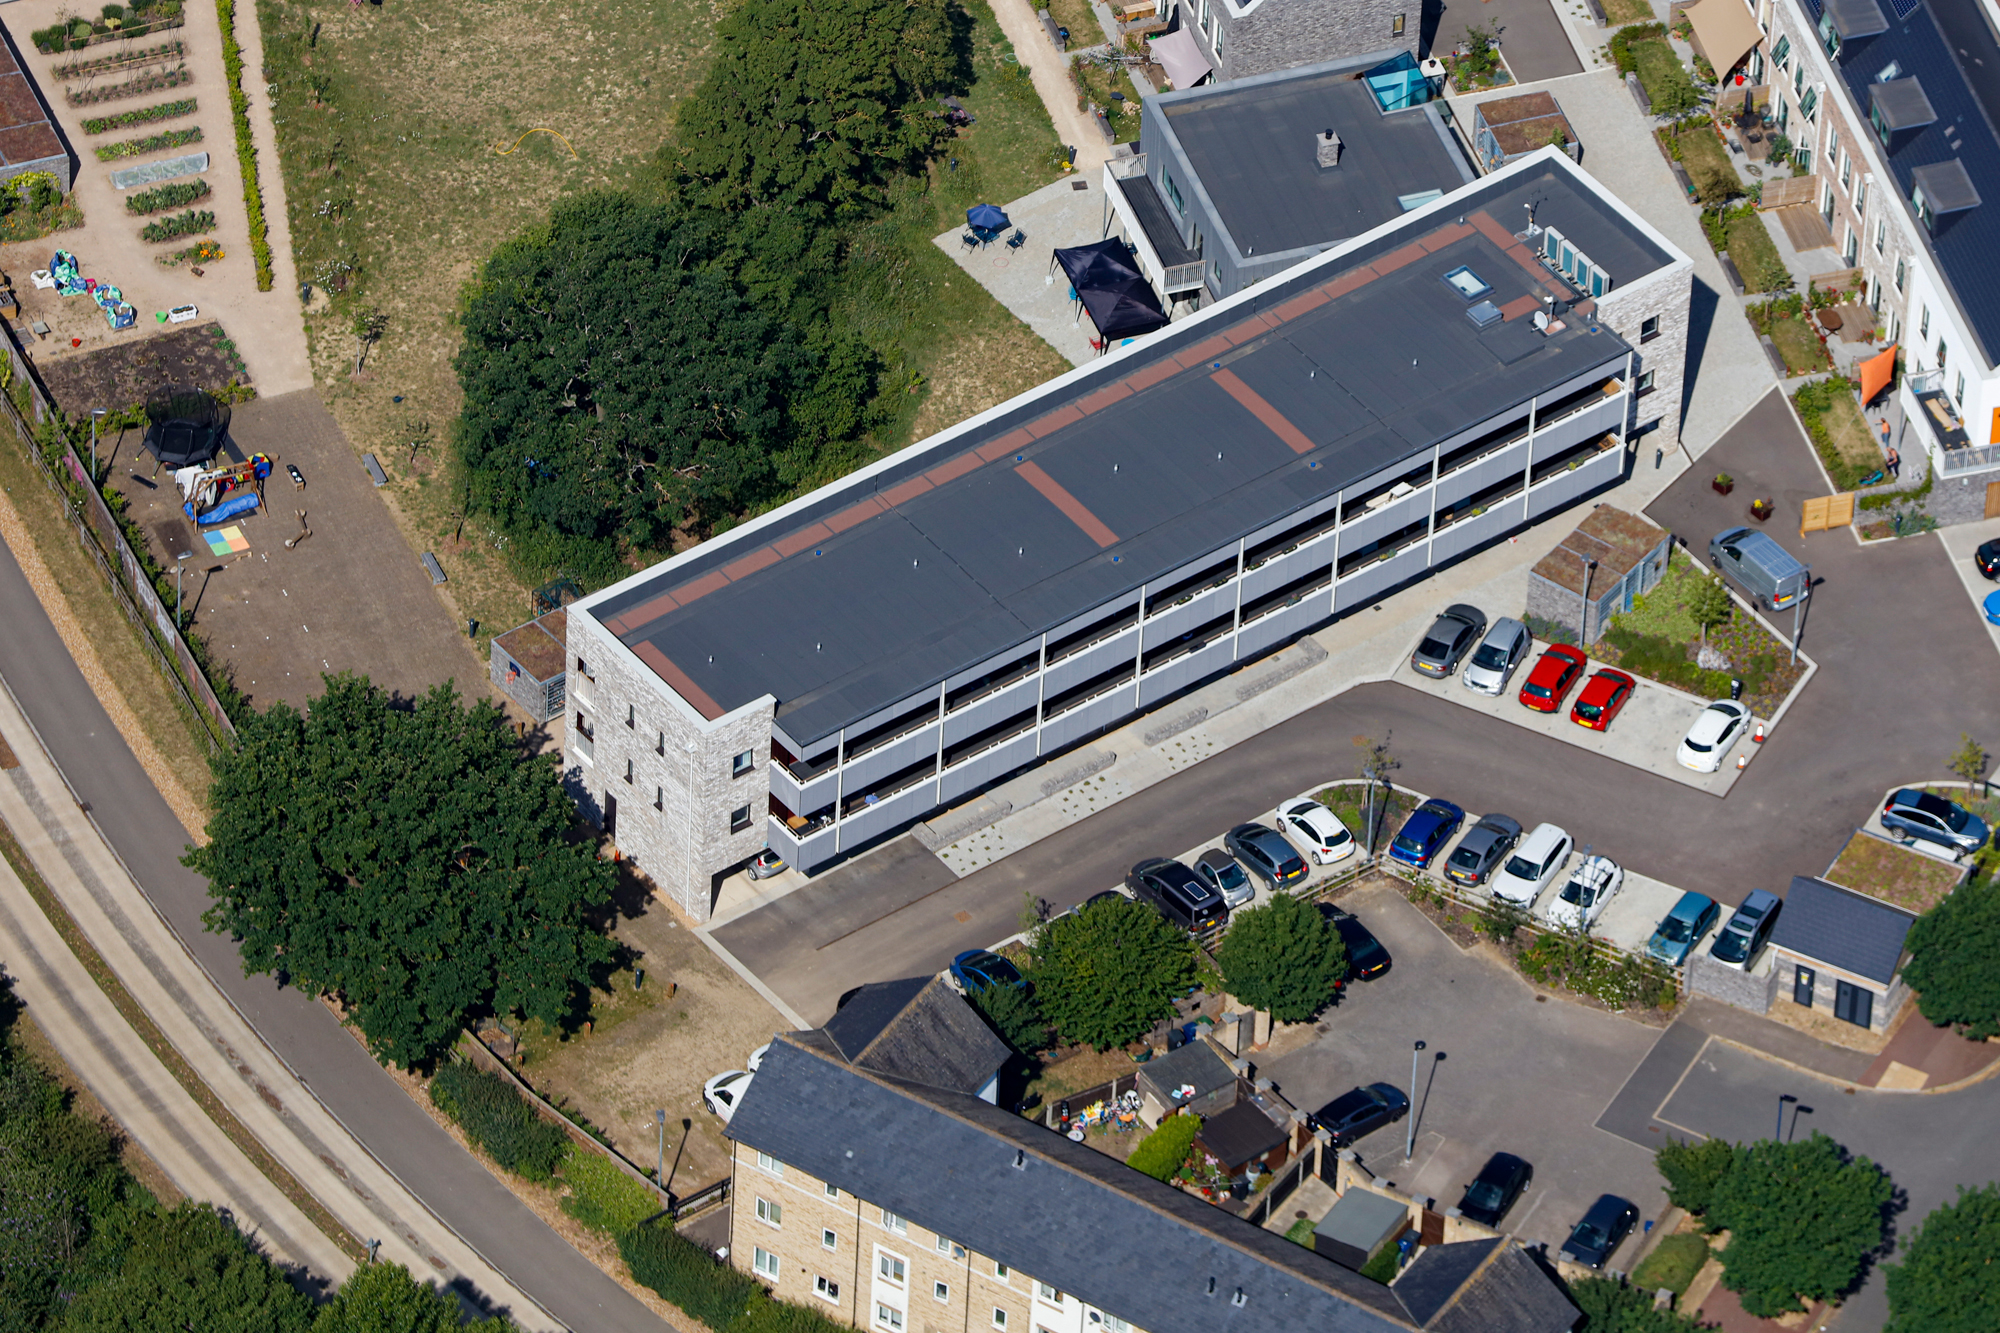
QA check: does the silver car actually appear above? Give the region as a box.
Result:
[1194,848,1255,908]
[1462,618,1531,695]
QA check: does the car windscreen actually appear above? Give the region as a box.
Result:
[1712,928,1749,961]
[1471,643,1511,670]
[1660,916,1693,942]
[1465,1181,1504,1209]
[1570,1223,1605,1248]
[1946,806,1973,833]
[1502,853,1540,880]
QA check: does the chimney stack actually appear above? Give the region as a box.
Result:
[1316,128,1342,168]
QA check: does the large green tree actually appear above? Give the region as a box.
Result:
[188,674,615,1067]
[1029,898,1197,1050]
[1708,1132,1892,1317]
[313,1259,514,1333]
[1212,895,1345,1023]
[1886,1183,2000,1333]
[1568,1276,1704,1332]
[454,192,876,576]
[60,1202,315,1333]
[1654,1135,1738,1222]
[1903,878,2000,1040]
[670,0,963,217]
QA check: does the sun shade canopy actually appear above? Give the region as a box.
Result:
[1150,27,1211,90]
[1685,0,1764,77]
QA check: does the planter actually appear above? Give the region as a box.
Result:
[1712,479,1735,495]
[1749,500,1774,521]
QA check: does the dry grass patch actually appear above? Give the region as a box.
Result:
[1824,832,1966,915]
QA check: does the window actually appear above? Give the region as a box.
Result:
[935,1282,951,1303]
[1840,150,1851,189]
[1037,1284,1064,1305]
[1818,8,1841,55]
[1197,0,1209,34]
[826,1183,841,1200]
[936,1236,966,1258]
[1914,180,1936,229]
[1867,275,1881,311]
[1920,303,1929,338]
[1857,179,1867,214]
[994,1263,1011,1281]
[1640,315,1660,343]
[756,1197,783,1227]
[1771,33,1791,70]
[731,805,752,833]
[815,1277,841,1303]
[756,1152,784,1176]
[1212,23,1223,59]
[623,758,633,784]
[1392,11,1404,34]
[1937,339,1948,373]
[881,1210,908,1235]
[1875,217,1886,255]
[1843,225,1858,266]
[733,749,755,777]
[879,1255,907,1285]
[1825,128,1837,165]
[1896,258,1907,292]
[1163,172,1185,216]
[1872,98,1892,145]
[823,1229,838,1251]
[993,1311,1009,1331]
[654,786,663,811]
[754,1247,781,1281]
[1955,372,1966,405]
[575,657,594,681]
[1636,369,1657,396]
[624,704,635,728]
[876,1305,905,1332]
[656,730,665,755]
[1794,63,1806,96]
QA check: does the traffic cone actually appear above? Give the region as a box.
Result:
[1752,722,1766,743]
[1736,753,1748,770]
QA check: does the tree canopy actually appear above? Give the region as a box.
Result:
[970,980,1049,1056]
[313,1259,515,1333]
[454,192,878,578]
[670,0,964,217]
[1213,895,1345,1023]
[1568,1277,1705,1332]
[1886,1183,2000,1333]
[1029,899,1197,1050]
[1902,877,2000,1040]
[188,674,615,1067]
[60,1202,315,1333]
[1654,1136,1737,1221]
[1708,1132,1892,1317]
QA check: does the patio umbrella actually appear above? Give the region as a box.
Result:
[967,204,1010,230]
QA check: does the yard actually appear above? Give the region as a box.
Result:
[1750,299,1832,376]
[1662,122,1737,203]
[1823,832,1964,916]
[257,0,1070,645]
[1601,0,1656,22]
[1598,556,1806,717]
[1616,26,1700,116]
[1725,208,1788,293]
[1792,377,1880,489]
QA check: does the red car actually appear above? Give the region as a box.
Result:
[1570,668,1637,731]
[1518,644,1587,713]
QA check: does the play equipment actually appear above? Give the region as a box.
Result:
[190,489,259,526]
[47,250,84,296]
[175,452,272,523]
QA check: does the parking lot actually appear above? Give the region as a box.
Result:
[1260,877,1665,1266]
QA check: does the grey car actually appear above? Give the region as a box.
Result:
[1710,888,1781,970]
[1442,813,1522,888]
[1194,848,1255,908]
[1462,617,1531,695]
[1411,604,1488,677]
[1882,788,1991,854]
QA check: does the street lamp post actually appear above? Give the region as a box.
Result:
[1777,1093,1796,1142]
[1577,555,1597,643]
[655,1109,667,1199]
[89,407,106,486]
[1404,1040,1426,1162]
[175,551,193,629]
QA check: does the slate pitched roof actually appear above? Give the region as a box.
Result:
[820,976,1010,1095]
[1415,1244,1580,1333]
[1395,1239,1499,1326]
[1770,876,1916,985]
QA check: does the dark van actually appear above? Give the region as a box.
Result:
[1708,528,1810,612]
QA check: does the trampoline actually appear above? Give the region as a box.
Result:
[139,390,230,472]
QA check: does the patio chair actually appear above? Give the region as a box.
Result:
[960,231,979,251]
[1006,229,1027,250]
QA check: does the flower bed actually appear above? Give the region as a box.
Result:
[126,179,210,214]
[1594,558,1804,715]
[1660,120,1738,204]
[1750,294,1832,375]
[93,125,203,161]
[140,208,216,242]
[1791,377,1878,488]
[157,237,225,268]
[54,40,185,79]
[82,97,196,135]
[66,65,191,107]
[32,4,185,53]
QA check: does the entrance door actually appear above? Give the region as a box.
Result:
[1833,979,1873,1028]
[603,792,618,838]
[1986,479,2000,519]
[1793,965,1816,1007]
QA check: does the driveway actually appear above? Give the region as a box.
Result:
[1262,879,1666,1264]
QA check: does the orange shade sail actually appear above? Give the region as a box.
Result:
[1859,344,1898,405]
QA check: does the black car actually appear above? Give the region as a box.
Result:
[1411,604,1488,678]
[1320,904,1391,981]
[1310,1082,1409,1146]
[1224,823,1308,890]
[1443,814,1523,888]
[1124,858,1229,933]
[1560,1195,1639,1269]
[1456,1153,1532,1227]
[1977,538,2000,581]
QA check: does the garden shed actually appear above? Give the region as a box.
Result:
[1769,875,1917,1032]
[1313,1186,1411,1270]
[1191,1099,1289,1176]
[0,32,71,192]
[489,608,568,723]
[1524,505,1672,643]
[1470,93,1581,172]
[1136,1036,1240,1126]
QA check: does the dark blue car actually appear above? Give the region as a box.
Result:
[1388,799,1466,870]
[949,950,1025,995]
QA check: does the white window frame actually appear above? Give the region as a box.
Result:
[754,1247,781,1282]
[823,1229,838,1251]
[876,1304,906,1333]
[1875,217,1886,255]
[756,1152,784,1177]
[935,1282,951,1304]
[881,1209,908,1235]
[1037,1283,1065,1306]
[825,1183,841,1200]
[994,1262,1011,1282]
[815,1276,841,1304]
[993,1311,1010,1331]
[878,1252,908,1287]
[756,1197,783,1228]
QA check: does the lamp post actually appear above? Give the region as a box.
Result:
[175,551,192,629]
[655,1109,667,1200]
[1777,1093,1796,1142]
[89,407,106,486]
[1404,1040,1426,1162]
[1577,555,1597,644]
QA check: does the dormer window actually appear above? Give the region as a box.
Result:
[1870,77,1937,147]
[1910,160,1982,234]
[1818,10,1841,55]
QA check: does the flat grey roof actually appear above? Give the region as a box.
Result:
[586,165,1671,745]
[1162,73,1471,258]
[1116,173,1200,267]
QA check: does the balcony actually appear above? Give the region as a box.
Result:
[1910,374,1970,451]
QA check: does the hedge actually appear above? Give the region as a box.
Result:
[1608,21,1666,75]
[140,208,216,242]
[558,1145,659,1235]
[216,0,273,289]
[620,1223,849,1333]
[1128,1111,1203,1182]
[127,179,210,215]
[83,97,196,134]
[94,125,202,161]
[429,1062,569,1182]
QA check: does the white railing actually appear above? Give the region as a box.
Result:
[1937,443,2000,475]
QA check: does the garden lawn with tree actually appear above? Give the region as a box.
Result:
[1706,1133,1893,1317]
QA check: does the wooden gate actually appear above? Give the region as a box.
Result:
[1986,479,2000,519]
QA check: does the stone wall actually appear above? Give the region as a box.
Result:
[1203,0,1414,81]
[1596,259,1694,456]
[1687,952,1779,1015]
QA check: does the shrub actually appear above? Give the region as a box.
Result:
[82,97,195,134]
[126,179,209,214]
[1608,21,1666,74]
[620,1222,764,1330]
[65,64,191,105]
[1633,1232,1713,1294]
[429,1062,569,1182]
[140,207,215,242]
[216,0,273,289]
[1478,897,1529,944]
[969,980,1049,1055]
[1601,624,1733,697]
[1359,1238,1404,1283]
[94,125,202,160]
[559,1145,660,1234]
[1127,1111,1202,1182]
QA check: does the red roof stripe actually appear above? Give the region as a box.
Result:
[1210,369,1315,455]
[635,642,725,720]
[1014,461,1119,547]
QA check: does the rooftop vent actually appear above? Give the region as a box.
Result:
[1466,300,1504,329]
[1315,128,1343,168]
[1231,1289,1247,1308]
[1012,1149,1027,1170]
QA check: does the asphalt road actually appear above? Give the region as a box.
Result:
[0,543,667,1331]
[717,390,2000,1026]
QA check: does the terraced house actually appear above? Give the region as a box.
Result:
[551,150,1692,918]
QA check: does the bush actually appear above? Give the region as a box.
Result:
[620,1222,765,1330]
[1633,1231,1713,1294]
[559,1145,661,1234]
[1359,1238,1404,1283]
[429,1062,569,1182]
[140,208,215,242]
[969,980,1049,1055]
[1478,897,1529,944]
[65,65,191,106]
[1569,1276,1705,1331]
[126,179,209,214]
[94,125,201,160]
[82,97,195,134]
[1608,21,1666,74]
[1601,624,1733,697]
[1127,1111,1202,1182]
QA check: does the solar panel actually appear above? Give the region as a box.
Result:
[1889,0,1920,19]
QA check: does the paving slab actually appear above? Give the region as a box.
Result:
[933,175,1113,368]
[1935,515,2000,655]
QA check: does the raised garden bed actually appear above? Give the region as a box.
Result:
[156,237,224,268]
[82,97,196,135]
[54,40,185,80]
[1750,296,1832,375]
[1824,831,1965,915]
[34,322,247,415]
[1661,122,1737,204]
[1725,209,1787,292]
[94,125,203,161]
[66,65,191,107]
[1613,24,1701,117]
[140,207,215,242]
[126,178,210,215]
[32,5,185,53]
[1596,556,1805,716]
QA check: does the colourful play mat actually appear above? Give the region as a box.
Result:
[203,525,249,557]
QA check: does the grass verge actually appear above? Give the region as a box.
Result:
[1665,124,1737,203]
[1727,210,1787,293]
[1631,1231,1710,1294]
[1792,377,1876,488]
[0,817,364,1263]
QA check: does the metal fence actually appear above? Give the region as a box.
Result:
[1937,444,2000,476]
[0,325,236,750]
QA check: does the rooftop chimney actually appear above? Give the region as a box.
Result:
[1316,128,1342,168]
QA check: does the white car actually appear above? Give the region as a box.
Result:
[702,1069,754,1122]
[1277,796,1357,866]
[1676,699,1750,773]
[1489,822,1573,907]
[1545,852,1624,930]
[748,1043,771,1072]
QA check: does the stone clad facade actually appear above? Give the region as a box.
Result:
[1166,0,1414,83]
[1595,259,1694,454]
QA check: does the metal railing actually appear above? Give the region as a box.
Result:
[1163,261,1206,292]
[1937,443,2000,475]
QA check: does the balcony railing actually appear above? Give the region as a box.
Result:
[1937,443,2000,475]
[1912,386,1970,450]
[1163,261,1205,292]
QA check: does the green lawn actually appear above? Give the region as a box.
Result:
[1632,1232,1710,1295]
[1819,384,1880,475]
[1629,35,1698,113]
[1669,124,1738,202]
[1602,0,1655,22]
[1726,211,1789,293]
[1768,315,1830,375]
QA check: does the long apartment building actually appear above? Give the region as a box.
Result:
[556,150,1693,918]
[1750,0,2000,487]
